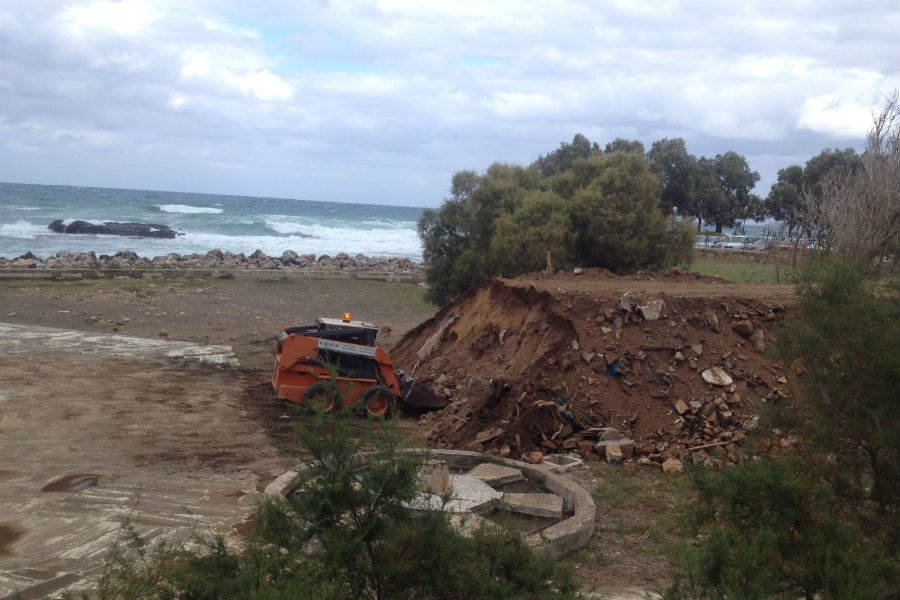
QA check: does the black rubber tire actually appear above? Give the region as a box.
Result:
[360,385,394,417]
[303,381,338,413]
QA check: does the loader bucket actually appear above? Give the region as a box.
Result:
[396,370,448,409]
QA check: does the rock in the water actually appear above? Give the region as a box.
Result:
[701,367,733,387]
[49,219,180,239]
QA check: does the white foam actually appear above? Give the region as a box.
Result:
[157,204,223,215]
[0,220,46,239]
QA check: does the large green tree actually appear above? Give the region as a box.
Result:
[420,136,698,305]
[418,164,533,304]
[764,148,862,240]
[647,137,698,217]
[567,152,693,271]
[764,164,804,237]
[490,189,574,276]
[697,151,763,233]
[534,133,596,177]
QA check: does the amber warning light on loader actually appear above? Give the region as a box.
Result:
[342,312,352,322]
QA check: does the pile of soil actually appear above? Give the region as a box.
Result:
[392,269,790,464]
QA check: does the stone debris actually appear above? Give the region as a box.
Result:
[391,273,788,474]
[1,249,423,276]
[467,463,525,486]
[662,458,684,476]
[701,367,733,387]
[637,297,667,321]
[501,492,564,518]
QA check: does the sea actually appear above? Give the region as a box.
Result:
[0,182,426,262]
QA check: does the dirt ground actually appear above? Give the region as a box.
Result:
[0,269,795,597]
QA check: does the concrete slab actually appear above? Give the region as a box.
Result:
[409,474,502,513]
[0,322,239,367]
[0,324,288,599]
[501,493,563,518]
[466,462,524,486]
[540,454,583,473]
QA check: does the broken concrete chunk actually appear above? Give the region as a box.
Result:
[595,438,634,460]
[599,427,624,441]
[618,292,635,312]
[605,443,624,464]
[467,463,524,486]
[501,492,563,518]
[691,343,703,356]
[417,315,458,360]
[732,320,754,338]
[701,367,733,387]
[637,297,667,321]
[674,399,689,414]
[662,458,684,476]
[420,460,451,495]
[473,427,505,444]
[706,311,720,332]
[751,329,766,353]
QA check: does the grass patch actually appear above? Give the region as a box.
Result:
[252,278,433,318]
[566,463,695,590]
[690,259,785,283]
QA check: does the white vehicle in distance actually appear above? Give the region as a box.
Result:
[722,235,765,250]
[721,235,751,249]
[695,235,726,248]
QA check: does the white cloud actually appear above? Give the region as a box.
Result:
[0,0,896,205]
[232,69,294,101]
[61,0,160,36]
[796,94,875,138]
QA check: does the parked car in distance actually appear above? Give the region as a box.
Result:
[721,235,751,249]
[695,235,725,248]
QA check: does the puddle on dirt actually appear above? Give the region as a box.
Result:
[41,474,100,493]
[0,522,27,556]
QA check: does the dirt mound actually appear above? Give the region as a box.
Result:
[393,271,789,464]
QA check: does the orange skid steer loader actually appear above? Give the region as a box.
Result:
[272,315,446,416]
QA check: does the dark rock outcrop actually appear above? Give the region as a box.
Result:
[48,220,181,239]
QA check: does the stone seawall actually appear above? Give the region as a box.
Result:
[0,249,426,283]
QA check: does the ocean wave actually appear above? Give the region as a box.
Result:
[0,220,47,239]
[263,215,413,236]
[157,204,223,215]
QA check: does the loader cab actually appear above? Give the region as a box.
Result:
[278,317,379,348]
[314,317,378,346]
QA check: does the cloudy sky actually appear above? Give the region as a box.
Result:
[0,0,897,207]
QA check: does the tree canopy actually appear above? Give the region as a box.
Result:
[419,135,697,304]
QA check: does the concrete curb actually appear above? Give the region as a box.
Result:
[265,448,595,559]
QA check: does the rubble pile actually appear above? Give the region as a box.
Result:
[393,270,789,473]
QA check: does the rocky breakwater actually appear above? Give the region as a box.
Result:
[0,249,424,276]
[49,220,181,239]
